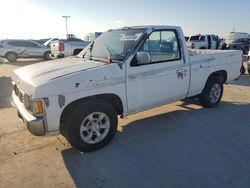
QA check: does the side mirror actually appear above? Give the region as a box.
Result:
[136,51,151,65]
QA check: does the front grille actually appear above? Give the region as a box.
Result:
[13,84,24,103]
[13,83,33,114]
[14,84,19,96]
[19,92,24,103]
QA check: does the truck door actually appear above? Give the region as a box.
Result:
[211,35,217,49]
[126,29,190,113]
[207,35,211,49]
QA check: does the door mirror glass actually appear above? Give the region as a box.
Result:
[136,51,151,65]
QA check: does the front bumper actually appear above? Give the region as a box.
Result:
[12,92,46,136]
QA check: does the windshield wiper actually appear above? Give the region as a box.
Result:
[104,44,124,63]
[81,41,94,59]
[89,41,94,52]
[105,44,113,62]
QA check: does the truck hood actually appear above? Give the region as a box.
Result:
[12,57,105,95]
[13,56,105,85]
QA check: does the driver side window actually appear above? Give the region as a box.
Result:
[140,30,181,63]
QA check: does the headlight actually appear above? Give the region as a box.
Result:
[22,94,45,117]
[23,94,31,109]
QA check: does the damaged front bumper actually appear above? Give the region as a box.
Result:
[12,92,46,136]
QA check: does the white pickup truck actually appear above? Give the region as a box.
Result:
[50,35,90,58]
[187,34,219,49]
[12,26,242,152]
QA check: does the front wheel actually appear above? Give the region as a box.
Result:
[199,77,223,108]
[6,52,17,62]
[64,99,118,152]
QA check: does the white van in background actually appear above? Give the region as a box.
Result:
[226,32,250,46]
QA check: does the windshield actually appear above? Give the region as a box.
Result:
[43,38,58,46]
[78,28,146,61]
[189,35,205,41]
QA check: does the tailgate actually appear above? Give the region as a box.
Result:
[186,42,193,48]
[50,41,60,54]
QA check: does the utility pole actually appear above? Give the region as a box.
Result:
[62,16,70,36]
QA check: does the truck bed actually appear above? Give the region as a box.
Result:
[187,49,242,96]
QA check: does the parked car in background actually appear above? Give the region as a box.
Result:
[225,32,250,47]
[51,34,90,58]
[11,25,242,152]
[187,34,219,49]
[0,39,51,62]
[229,38,250,54]
[240,49,250,74]
[248,51,250,71]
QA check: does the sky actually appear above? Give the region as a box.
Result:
[0,0,249,40]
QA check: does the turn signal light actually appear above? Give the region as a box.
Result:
[59,43,64,51]
[36,101,44,114]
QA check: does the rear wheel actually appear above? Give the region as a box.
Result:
[243,47,249,55]
[44,51,51,60]
[6,52,17,62]
[73,49,83,55]
[64,99,118,152]
[199,76,223,108]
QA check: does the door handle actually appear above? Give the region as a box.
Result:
[176,69,184,79]
[176,69,184,73]
[176,69,187,79]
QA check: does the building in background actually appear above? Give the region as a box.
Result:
[84,32,102,42]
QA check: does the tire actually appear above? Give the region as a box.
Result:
[243,47,249,55]
[64,99,118,152]
[240,64,245,74]
[44,51,51,60]
[221,44,227,50]
[199,76,224,108]
[6,52,17,62]
[73,49,83,55]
